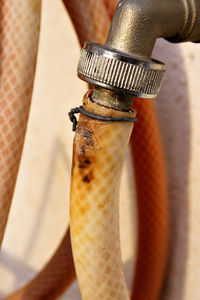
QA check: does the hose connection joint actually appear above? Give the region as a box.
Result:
[77,0,200,100]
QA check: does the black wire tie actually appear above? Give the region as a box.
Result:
[68,106,137,131]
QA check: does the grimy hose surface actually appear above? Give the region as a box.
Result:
[130,99,168,300]
[1,0,168,299]
[70,92,136,300]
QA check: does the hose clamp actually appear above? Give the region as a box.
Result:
[77,42,165,99]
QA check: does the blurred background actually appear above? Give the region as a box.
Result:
[0,0,200,299]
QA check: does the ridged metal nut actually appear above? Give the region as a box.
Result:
[77,42,165,99]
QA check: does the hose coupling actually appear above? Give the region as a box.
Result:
[77,42,165,99]
[77,0,200,100]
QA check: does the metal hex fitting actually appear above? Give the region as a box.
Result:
[78,42,165,99]
[77,0,200,100]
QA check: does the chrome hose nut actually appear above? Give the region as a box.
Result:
[77,42,165,99]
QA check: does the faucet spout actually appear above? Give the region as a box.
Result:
[105,0,200,59]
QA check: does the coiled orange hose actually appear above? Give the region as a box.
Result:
[1,1,168,299]
[130,99,168,300]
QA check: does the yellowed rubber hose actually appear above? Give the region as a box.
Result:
[0,0,41,246]
[70,92,136,299]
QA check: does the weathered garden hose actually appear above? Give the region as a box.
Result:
[70,91,136,300]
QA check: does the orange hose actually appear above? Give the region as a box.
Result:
[130,99,168,300]
[3,1,168,299]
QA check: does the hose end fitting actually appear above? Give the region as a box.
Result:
[77,42,165,99]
